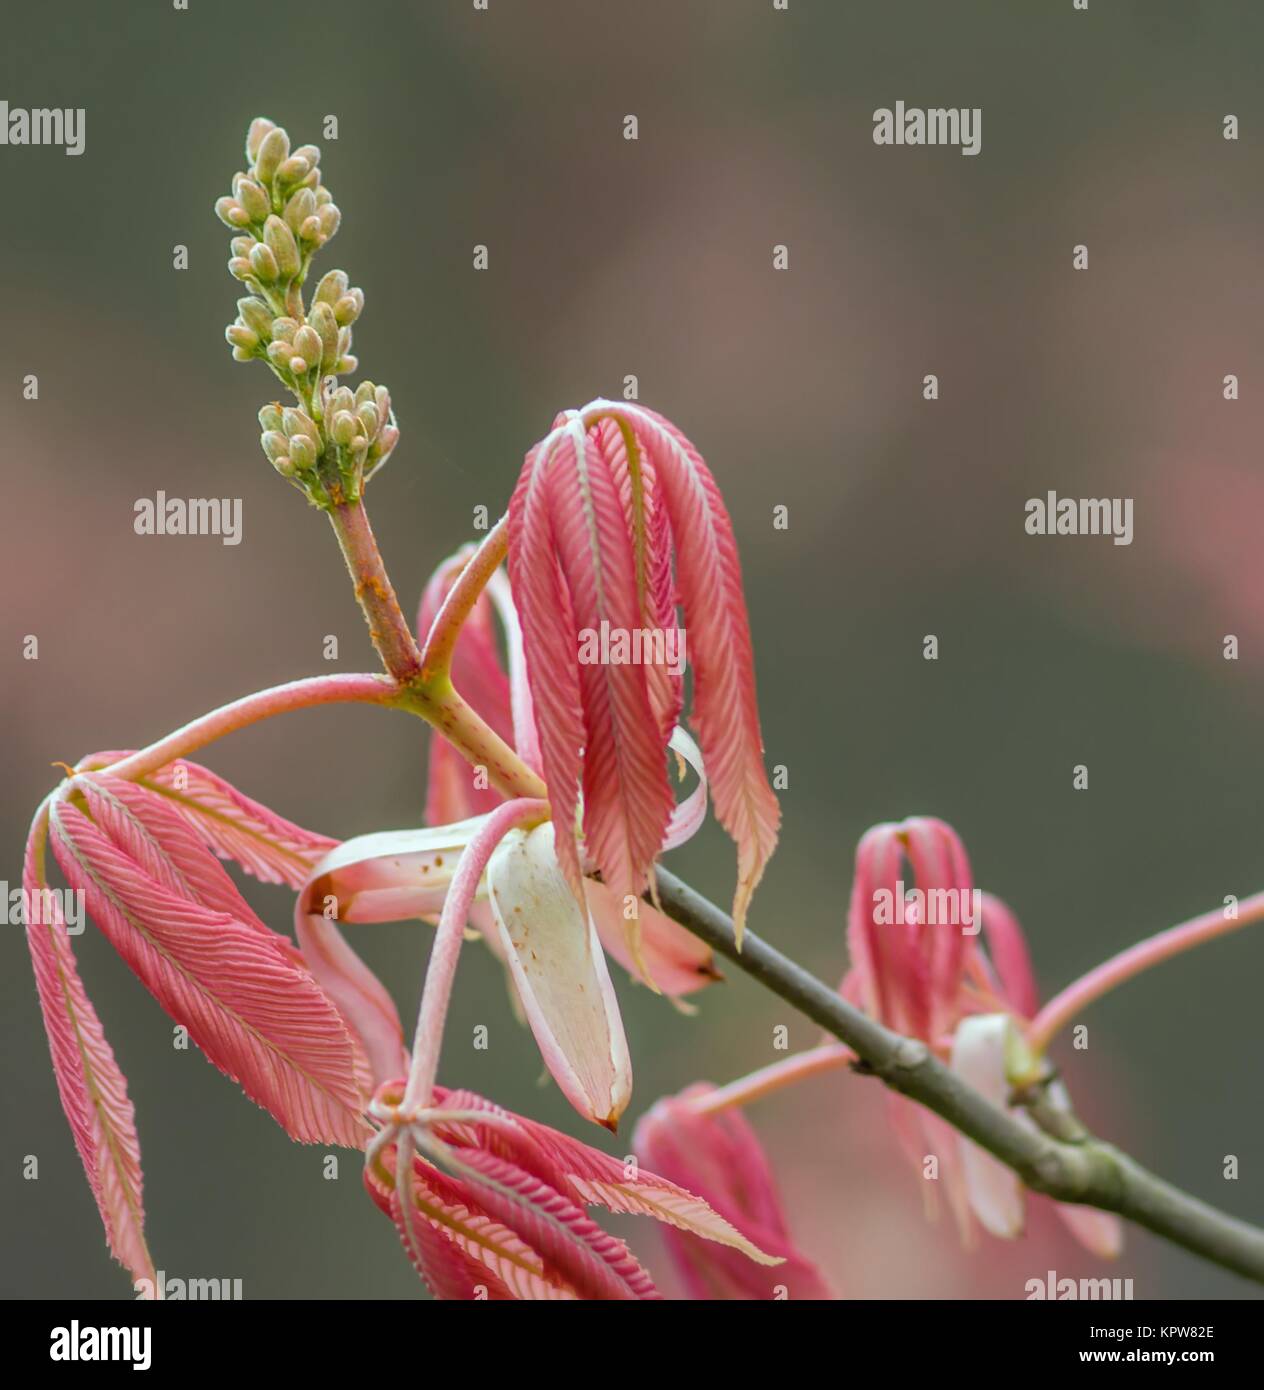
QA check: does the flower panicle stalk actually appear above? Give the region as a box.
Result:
[215,117,398,508]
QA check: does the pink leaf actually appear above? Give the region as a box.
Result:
[618,404,781,940]
[547,423,674,906]
[979,892,1040,1020]
[50,793,367,1147]
[447,1146,660,1299]
[508,432,588,895]
[363,1152,520,1300]
[84,751,337,890]
[586,879,720,998]
[23,814,154,1289]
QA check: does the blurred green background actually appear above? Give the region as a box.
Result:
[3,0,1263,1299]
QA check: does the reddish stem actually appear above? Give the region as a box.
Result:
[1027,890,1264,1054]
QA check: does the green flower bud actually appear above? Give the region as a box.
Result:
[331,411,357,446]
[228,256,253,281]
[231,346,253,362]
[284,187,317,236]
[300,216,323,245]
[237,297,273,337]
[263,215,301,281]
[293,325,323,366]
[230,236,255,258]
[254,126,290,184]
[277,155,311,185]
[246,117,277,162]
[225,323,258,351]
[215,197,249,229]
[294,144,321,168]
[271,317,298,343]
[310,302,340,366]
[249,243,279,282]
[315,186,333,207]
[259,404,284,432]
[335,353,358,374]
[236,178,270,223]
[272,453,297,478]
[356,402,380,437]
[260,430,288,463]
[354,381,376,409]
[328,385,355,412]
[334,290,363,325]
[313,269,348,307]
[288,434,318,470]
[266,341,292,371]
[282,407,321,443]
[317,204,341,240]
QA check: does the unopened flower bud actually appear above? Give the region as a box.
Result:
[294,144,321,168]
[230,236,255,258]
[228,256,253,281]
[282,407,320,443]
[310,302,340,365]
[272,454,297,478]
[277,155,311,184]
[315,186,333,208]
[225,323,258,350]
[377,424,400,456]
[354,381,376,409]
[215,197,249,229]
[300,216,323,245]
[317,204,341,240]
[237,297,272,337]
[266,341,292,371]
[333,291,362,326]
[249,243,279,282]
[246,117,277,162]
[313,269,348,307]
[328,386,355,416]
[271,317,298,343]
[260,430,288,463]
[254,126,290,184]
[288,434,318,470]
[258,404,284,432]
[356,402,380,437]
[331,411,357,446]
[264,215,301,281]
[284,187,316,236]
[236,178,270,223]
[293,325,322,367]
[335,353,358,374]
